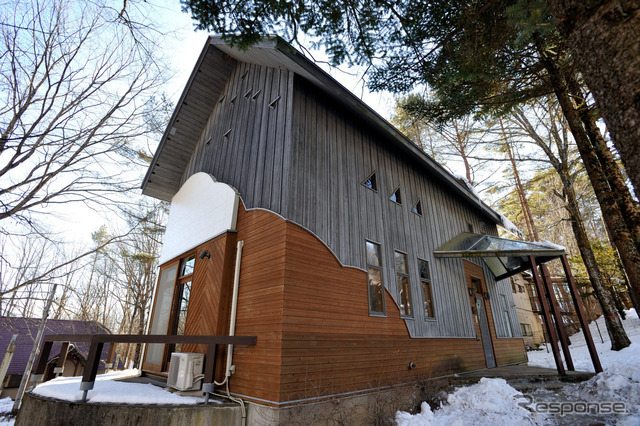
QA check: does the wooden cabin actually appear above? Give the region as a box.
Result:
[141,36,529,408]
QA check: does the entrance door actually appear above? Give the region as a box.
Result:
[464,261,496,368]
[474,284,496,368]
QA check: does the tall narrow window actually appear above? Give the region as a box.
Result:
[146,263,179,366]
[366,241,385,315]
[362,172,377,191]
[389,187,402,204]
[171,255,195,352]
[500,294,513,337]
[395,251,413,317]
[418,259,435,319]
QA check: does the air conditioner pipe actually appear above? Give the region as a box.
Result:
[214,239,244,388]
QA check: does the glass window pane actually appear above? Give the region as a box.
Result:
[363,173,377,190]
[174,281,192,352]
[366,241,380,267]
[146,263,178,365]
[394,252,407,274]
[180,256,195,277]
[422,281,434,318]
[390,188,402,204]
[368,268,384,313]
[418,260,430,280]
[398,276,413,317]
[412,201,422,215]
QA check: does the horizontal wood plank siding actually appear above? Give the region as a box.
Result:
[493,338,528,366]
[274,215,514,403]
[228,205,286,403]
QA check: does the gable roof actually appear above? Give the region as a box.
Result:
[0,317,114,375]
[141,36,502,224]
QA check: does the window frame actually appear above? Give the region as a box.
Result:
[362,171,378,192]
[394,250,414,319]
[411,199,423,216]
[365,240,386,317]
[520,323,533,337]
[389,186,402,204]
[163,253,196,367]
[500,293,514,337]
[418,258,436,320]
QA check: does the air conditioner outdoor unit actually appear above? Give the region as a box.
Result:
[167,353,204,391]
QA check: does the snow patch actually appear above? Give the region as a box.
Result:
[396,378,545,425]
[0,398,14,426]
[453,174,483,202]
[496,212,524,239]
[531,240,567,251]
[31,369,205,405]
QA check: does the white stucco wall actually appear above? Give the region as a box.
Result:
[159,173,240,264]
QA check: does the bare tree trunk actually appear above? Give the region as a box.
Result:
[567,75,640,253]
[562,181,630,350]
[560,74,640,317]
[548,0,640,200]
[539,51,631,350]
[499,119,539,241]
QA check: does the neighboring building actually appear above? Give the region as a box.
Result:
[140,36,574,415]
[510,274,545,349]
[523,274,603,337]
[0,317,116,399]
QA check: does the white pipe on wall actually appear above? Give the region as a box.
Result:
[215,239,244,387]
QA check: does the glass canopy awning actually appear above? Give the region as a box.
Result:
[434,233,566,280]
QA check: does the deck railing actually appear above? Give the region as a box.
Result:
[30,334,257,402]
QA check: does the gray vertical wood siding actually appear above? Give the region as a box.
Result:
[181,64,521,339]
[183,62,292,214]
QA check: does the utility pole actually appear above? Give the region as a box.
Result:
[12,284,57,412]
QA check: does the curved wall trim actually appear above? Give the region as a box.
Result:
[159,172,239,264]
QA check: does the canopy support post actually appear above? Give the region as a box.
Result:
[529,256,565,375]
[540,264,575,371]
[560,254,603,373]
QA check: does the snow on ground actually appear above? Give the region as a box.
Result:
[0,398,13,426]
[527,308,640,372]
[397,309,640,425]
[31,368,206,405]
[396,377,548,426]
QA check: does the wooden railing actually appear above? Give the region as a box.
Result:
[30,334,257,402]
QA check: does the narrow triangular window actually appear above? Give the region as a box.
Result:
[390,187,402,204]
[362,172,377,191]
[412,200,422,216]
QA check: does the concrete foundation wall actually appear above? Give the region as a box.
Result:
[245,385,425,426]
[16,393,242,426]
